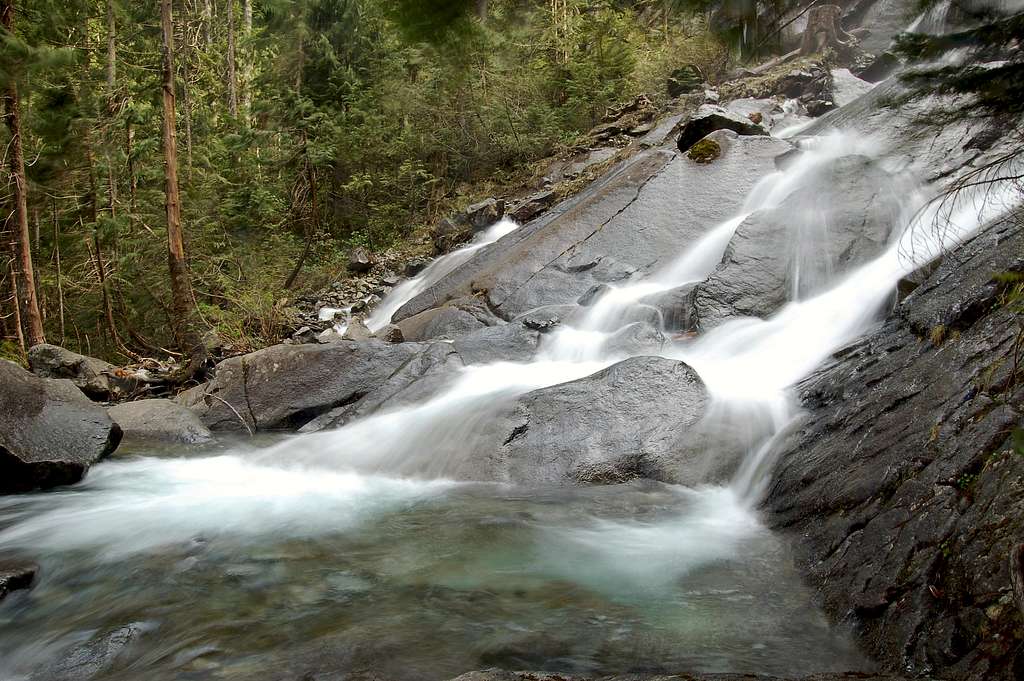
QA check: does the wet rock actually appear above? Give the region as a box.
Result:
[514,305,578,332]
[0,361,122,494]
[676,104,767,152]
[108,399,213,445]
[175,341,426,432]
[300,342,464,432]
[0,561,37,601]
[342,319,374,342]
[467,357,709,485]
[508,190,556,224]
[348,247,374,274]
[691,154,902,330]
[397,296,500,342]
[602,322,666,357]
[376,324,405,343]
[640,283,699,332]
[852,50,901,83]
[830,68,874,107]
[432,217,472,254]
[449,671,907,681]
[291,326,318,344]
[764,214,1024,680]
[36,621,157,681]
[396,135,790,323]
[317,328,344,343]
[452,322,540,365]
[404,258,429,277]
[578,284,612,306]
[27,344,139,401]
[465,198,505,232]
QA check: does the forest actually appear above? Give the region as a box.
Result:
[1,0,737,366]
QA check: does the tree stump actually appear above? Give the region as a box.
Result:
[799,4,857,55]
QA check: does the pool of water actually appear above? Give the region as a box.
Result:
[0,444,866,681]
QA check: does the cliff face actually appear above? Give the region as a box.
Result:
[764,213,1024,680]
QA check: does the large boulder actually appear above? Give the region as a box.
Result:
[396,296,499,342]
[395,135,792,323]
[108,399,213,445]
[676,104,767,153]
[175,340,426,432]
[764,214,1024,680]
[0,360,122,493]
[461,357,712,485]
[27,343,138,401]
[690,154,902,330]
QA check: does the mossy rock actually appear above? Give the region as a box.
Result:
[687,138,721,164]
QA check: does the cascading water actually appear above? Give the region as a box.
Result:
[1,113,1019,679]
[365,218,520,333]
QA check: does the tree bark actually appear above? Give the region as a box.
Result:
[160,0,200,356]
[2,0,46,347]
[799,4,855,55]
[226,0,238,117]
[203,0,213,48]
[106,0,116,91]
[241,0,252,120]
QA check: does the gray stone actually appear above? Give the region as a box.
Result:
[174,341,425,432]
[348,247,374,273]
[691,154,902,330]
[465,198,505,231]
[342,319,374,342]
[0,361,122,494]
[676,104,767,153]
[764,214,1024,680]
[465,357,709,485]
[27,344,139,401]
[394,135,791,323]
[108,399,213,445]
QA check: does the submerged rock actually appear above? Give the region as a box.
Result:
[0,361,122,494]
[36,621,157,681]
[764,214,1024,679]
[0,561,37,601]
[108,399,213,445]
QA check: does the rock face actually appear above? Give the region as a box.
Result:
[0,361,123,494]
[27,344,138,401]
[394,134,791,324]
[396,296,500,342]
[464,357,710,485]
[175,340,426,432]
[675,104,767,153]
[764,214,1024,681]
[690,154,901,330]
[108,399,213,445]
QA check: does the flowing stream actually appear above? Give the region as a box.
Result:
[0,119,1017,679]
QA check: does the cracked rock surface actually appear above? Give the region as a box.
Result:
[763,212,1024,680]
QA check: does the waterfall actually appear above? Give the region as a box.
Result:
[365,218,520,333]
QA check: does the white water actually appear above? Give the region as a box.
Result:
[4,132,1013,563]
[365,218,520,332]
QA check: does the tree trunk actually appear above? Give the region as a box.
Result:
[203,0,213,48]
[226,0,238,118]
[284,142,317,290]
[241,0,252,120]
[2,0,45,347]
[476,0,488,20]
[799,4,855,55]
[106,0,116,91]
[160,0,200,358]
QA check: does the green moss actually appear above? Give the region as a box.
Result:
[688,138,722,164]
